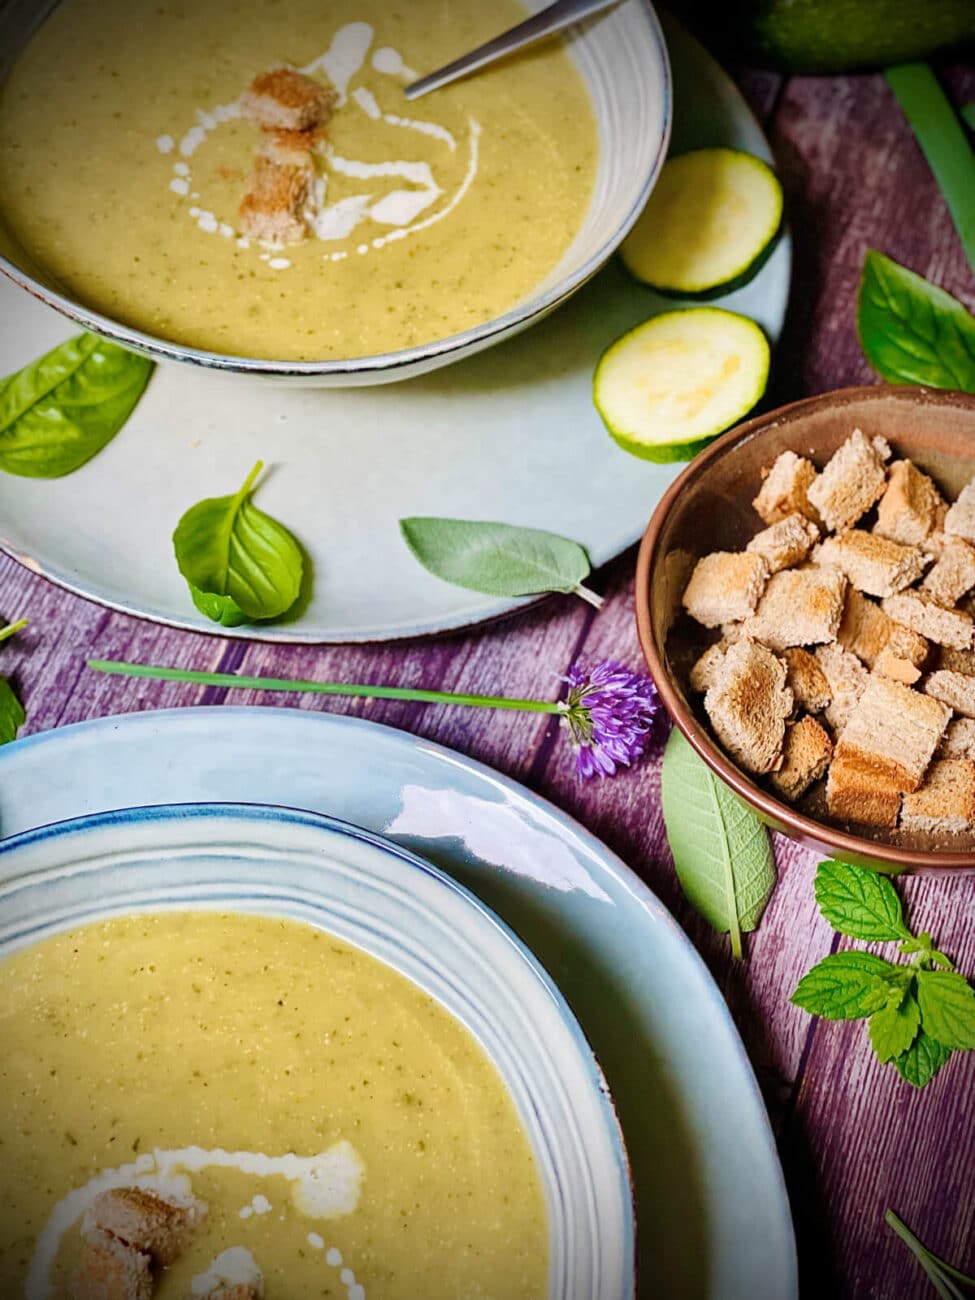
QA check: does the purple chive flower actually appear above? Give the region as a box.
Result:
[559,659,659,780]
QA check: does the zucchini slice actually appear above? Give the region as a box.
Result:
[593,308,769,462]
[620,148,783,295]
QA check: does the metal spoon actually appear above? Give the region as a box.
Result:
[403,0,622,100]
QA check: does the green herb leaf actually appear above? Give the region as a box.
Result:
[963,104,975,132]
[791,951,904,1020]
[173,461,304,625]
[0,334,154,478]
[400,517,592,599]
[893,1031,952,1088]
[814,860,911,942]
[0,677,25,745]
[916,969,975,1050]
[857,250,975,391]
[869,988,921,1063]
[661,727,774,959]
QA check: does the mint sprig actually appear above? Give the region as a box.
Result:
[0,617,27,745]
[792,861,975,1088]
[885,1209,975,1297]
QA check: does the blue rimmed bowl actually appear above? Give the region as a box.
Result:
[0,801,635,1299]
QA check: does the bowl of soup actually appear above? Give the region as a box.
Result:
[0,802,635,1299]
[0,0,670,386]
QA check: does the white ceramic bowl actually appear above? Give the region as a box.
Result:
[0,0,670,387]
[0,802,635,1299]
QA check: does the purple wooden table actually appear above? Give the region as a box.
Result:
[2,52,974,1300]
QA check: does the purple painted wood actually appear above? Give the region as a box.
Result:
[2,53,975,1300]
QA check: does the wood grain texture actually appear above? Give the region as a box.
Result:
[2,53,975,1300]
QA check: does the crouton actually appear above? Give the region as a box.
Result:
[806,429,890,531]
[826,754,904,828]
[782,647,832,714]
[689,642,728,693]
[940,717,975,760]
[882,592,975,651]
[936,644,975,674]
[746,512,820,573]
[91,1186,203,1267]
[834,676,950,792]
[238,155,310,245]
[944,480,975,543]
[682,552,769,629]
[752,451,820,526]
[836,589,892,667]
[68,1228,152,1300]
[923,669,975,718]
[770,717,833,801]
[887,621,931,668]
[816,530,927,597]
[258,127,321,171]
[874,459,946,546]
[703,639,793,774]
[921,537,975,607]
[743,566,847,650]
[874,648,922,685]
[241,66,336,132]
[901,759,975,834]
[815,642,869,734]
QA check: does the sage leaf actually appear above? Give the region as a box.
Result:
[791,951,903,1021]
[0,333,154,478]
[869,988,921,1063]
[894,1030,952,1089]
[661,727,775,958]
[814,859,911,943]
[916,969,975,1050]
[857,251,975,391]
[0,677,25,745]
[173,461,304,625]
[400,517,592,599]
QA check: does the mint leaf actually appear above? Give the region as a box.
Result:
[894,1031,952,1089]
[0,677,25,745]
[869,988,921,1063]
[963,104,975,132]
[917,969,975,1050]
[814,860,910,942]
[791,951,903,1020]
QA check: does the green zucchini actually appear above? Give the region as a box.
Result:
[621,148,783,295]
[593,308,770,462]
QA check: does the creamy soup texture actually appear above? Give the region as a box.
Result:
[0,0,598,360]
[0,912,548,1298]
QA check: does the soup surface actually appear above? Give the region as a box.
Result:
[0,0,597,361]
[0,911,548,1298]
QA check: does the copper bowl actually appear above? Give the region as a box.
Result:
[635,384,975,872]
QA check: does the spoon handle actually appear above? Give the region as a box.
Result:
[403,0,622,100]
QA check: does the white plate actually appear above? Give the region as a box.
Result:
[0,706,798,1299]
[0,19,790,643]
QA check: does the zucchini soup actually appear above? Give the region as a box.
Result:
[0,0,598,361]
[0,911,548,1298]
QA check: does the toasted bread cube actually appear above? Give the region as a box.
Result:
[816,530,927,598]
[940,718,975,760]
[826,754,904,828]
[752,451,820,526]
[746,512,820,573]
[241,66,336,132]
[944,480,975,543]
[689,642,728,694]
[936,644,975,674]
[835,676,950,792]
[682,552,769,629]
[770,717,833,801]
[815,642,869,735]
[836,589,892,667]
[901,759,975,834]
[704,639,793,774]
[258,127,321,171]
[69,1228,152,1300]
[806,429,890,531]
[921,537,975,607]
[91,1186,202,1266]
[874,647,922,685]
[886,621,931,668]
[238,155,311,245]
[782,647,832,714]
[923,669,975,719]
[874,460,946,546]
[882,592,975,651]
[742,566,847,651]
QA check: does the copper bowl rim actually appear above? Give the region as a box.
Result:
[635,383,975,872]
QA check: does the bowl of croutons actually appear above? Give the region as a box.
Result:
[636,384,975,870]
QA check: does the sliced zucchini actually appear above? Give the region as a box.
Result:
[620,148,783,295]
[593,307,769,463]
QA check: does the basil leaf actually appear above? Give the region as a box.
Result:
[791,951,903,1021]
[869,988,921,1063]
[0,677,25,745]
[857,251,975,390]
[894,1030,952,1089]
[0,333,154,478]
[813,860,911,943]
[916,969,975,1050]
[661,727,775,959]
[173,461,303,624]
[400,517,591,598]
[963,104,975,132]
